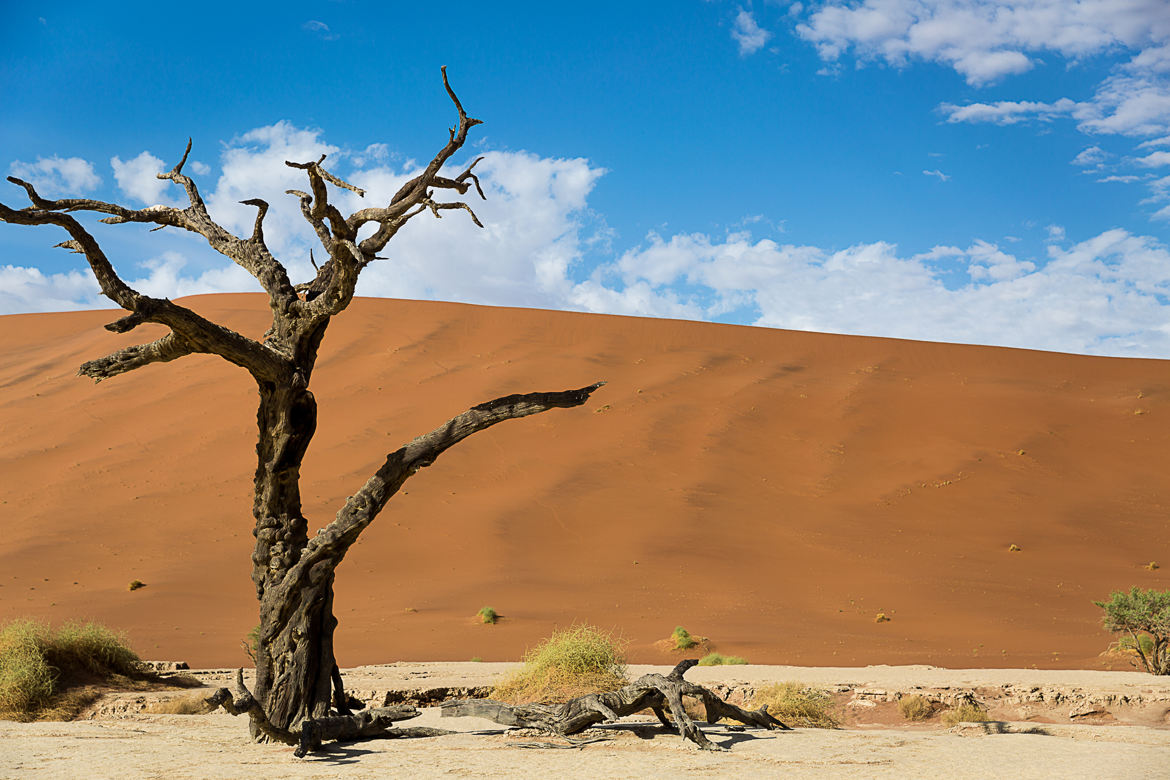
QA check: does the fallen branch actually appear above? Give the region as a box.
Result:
[440,659,790,752]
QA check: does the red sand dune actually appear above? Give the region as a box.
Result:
[1,293,1168,670]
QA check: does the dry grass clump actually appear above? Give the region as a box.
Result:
[697,652,748,666]
[490,625,627,705]
[477,606,499,624]
[898,694,938,721]
[0,619,140,721]
[145,693,214,715]
[750,682,839,728]
[941,701,990,726]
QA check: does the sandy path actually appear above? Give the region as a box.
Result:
[3,709,1168,779]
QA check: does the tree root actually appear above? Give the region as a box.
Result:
[206,669,425,757]
[440,659,790,752]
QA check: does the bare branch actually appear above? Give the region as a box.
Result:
[288,382,605,579]
[78,332,194,382]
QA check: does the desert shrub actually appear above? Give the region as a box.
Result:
[898,694,937,721]
[1094,587,1170,675]
[0,619,140,721]
[242,624,261,663]
[697,652,748,666]
[145,693,214,715]
[477,607,499,625]
[671,626,699,650]
[941,702,989,726]
[751,682,839,728]
[127,580,146,591]
[491,625,627,704]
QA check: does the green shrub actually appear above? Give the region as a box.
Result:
[491,625,627,704]
[1094,587,1170,675]
[0,619,140,721]
[671,626,699,650]
[477,607,499,625]
[941,702,989,726]
[751,682,839,728]
[127,580,146,591]
[697,652,748,666]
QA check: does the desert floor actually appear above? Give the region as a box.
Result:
[3,663,1169,779]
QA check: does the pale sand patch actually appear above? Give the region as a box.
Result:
[4,664,1168,779]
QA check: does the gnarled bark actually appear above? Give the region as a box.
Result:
[2,68,603,748]
[440,659,791,752]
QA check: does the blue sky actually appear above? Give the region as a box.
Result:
[3,1,1170,357]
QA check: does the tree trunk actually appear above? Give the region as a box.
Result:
[249,378,331,735]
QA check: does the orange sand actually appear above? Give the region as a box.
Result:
[1,293,1167,669]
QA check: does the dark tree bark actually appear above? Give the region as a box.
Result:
[440,659,791,752]
[1,69,603,742]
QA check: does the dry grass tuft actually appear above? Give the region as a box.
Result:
[751,682,839,728]
[941,701,990,726]
[898,694,938,721]
[671,626,701,650]
[477,607,499,625]
[127,580,146,591]
[697,652,748,666]
[491,625,627,705]
[145,693,214,715]
[0,619,140,721]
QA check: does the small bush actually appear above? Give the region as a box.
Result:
[127,580,146,591]
[477,607,499,625]
[941,702,989,726]
[242,624,261,663]
[0,620,140,721]
[671,626,699,650]
[751,682,839,728]
[145,693,213,715]
[898,694,937,721]
[697,652,748,666]
[874,612,891,623]
[491,625,627,704]
[1094,587,1170,675]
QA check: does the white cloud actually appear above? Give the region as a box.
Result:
[1072,146,1108,167]
[9,122,1170,359]
[940,98,1076,126]
[731,8,772,56]
[1136,150,1170,167]
[1098,174,1141,183]
[111,151,180,206]
[8,156,100,196]
[922,168,950,181]
[302,20,338,41]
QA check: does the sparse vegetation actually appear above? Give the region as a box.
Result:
[1095,587,1170,675]
[490,625,627,704]
[874,612,891,623]
[898,694,937,721]
[671,625,700,650]
[469,657,483,663]
[697,652,748,666]
[1008,544,1021,552]
[0,619,140,721]
[242,624,261,663]
[477,607,499,625]
[127,580,146,591]
[941,702,989,726]
[145,693,214,715]
[750,682,839,728]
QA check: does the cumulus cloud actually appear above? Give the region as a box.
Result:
[111,151,180,205]
[1136,150,1170,167]
[9,121,1170,358]
[8,156,100,196]
[731,8,772,55]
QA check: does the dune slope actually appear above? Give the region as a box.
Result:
[1,294,1167,669]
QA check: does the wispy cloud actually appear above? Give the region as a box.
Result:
[302,20,339,41]
[923,168,950,181]
[731,9,771,56]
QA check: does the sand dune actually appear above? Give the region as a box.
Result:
[1,293,1167,669]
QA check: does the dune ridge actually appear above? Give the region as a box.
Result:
[1,293,1167,669]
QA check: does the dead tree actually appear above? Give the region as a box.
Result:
[0,69,603,746]
[441,659,790,751]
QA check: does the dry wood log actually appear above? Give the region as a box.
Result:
[440,659,790,751]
